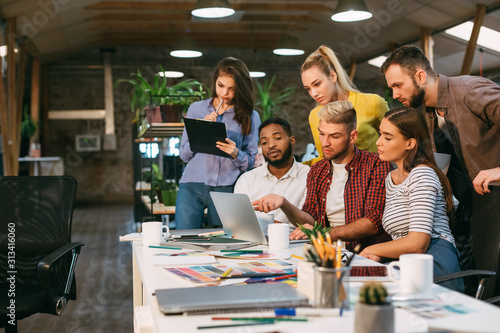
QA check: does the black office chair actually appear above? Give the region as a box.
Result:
[0,176,84,333]
[434,270,496,299]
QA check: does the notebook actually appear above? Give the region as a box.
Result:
[210,192,309,245]
[155,283,309,315]
[184,118,228,157]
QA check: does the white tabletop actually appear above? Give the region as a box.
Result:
[132,241,500,333]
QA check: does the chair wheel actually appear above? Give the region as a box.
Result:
[55,297,67,315]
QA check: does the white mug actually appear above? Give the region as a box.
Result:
[268,223,289,249]
[256,212,274,236]
[142,222,170,247]
[388,254,433,294]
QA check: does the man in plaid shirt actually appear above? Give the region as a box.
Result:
[253,101,392,252]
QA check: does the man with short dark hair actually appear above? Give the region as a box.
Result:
[234,117,309,230]
[253,101,392,252]
[381,45,500,297]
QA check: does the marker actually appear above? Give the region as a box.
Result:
[274,308,342,317]
[148,245,182,250]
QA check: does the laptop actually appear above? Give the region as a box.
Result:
[156,283,309,315]
[210,192,309,245]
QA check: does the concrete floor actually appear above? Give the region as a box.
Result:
[3,203,135,333]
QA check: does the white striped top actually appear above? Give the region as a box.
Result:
[382,166,455,245]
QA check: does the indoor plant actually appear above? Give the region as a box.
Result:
[255,75,296,121]
[354,282,394,333]
[115,66,208,127]
[150,163,178,206]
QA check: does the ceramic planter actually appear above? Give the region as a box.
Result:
[354,302,394,333]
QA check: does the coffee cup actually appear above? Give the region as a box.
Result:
[388,254,433,294]
[268,223,289,249]
[142,222,170,247]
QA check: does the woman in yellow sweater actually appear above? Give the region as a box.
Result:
[301,45,388,166]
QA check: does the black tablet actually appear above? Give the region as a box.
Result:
[184,118,229,157]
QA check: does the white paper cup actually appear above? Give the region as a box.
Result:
[256,212,274,236]
[388,254,433,294]
[142,222,170,247]
[268,223,289,249]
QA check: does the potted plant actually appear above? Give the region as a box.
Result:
[354,282,394,333]
[150,163,178,206]
[255,75,296,121]
[21,105,41,157]
[114,66,208,129]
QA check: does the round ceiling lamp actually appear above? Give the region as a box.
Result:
[273,35,305,56]
[331,0,373,22]
[249,71,266,78]
[158,71,185,78]
[191,0,235,19]
[170,38,203,58]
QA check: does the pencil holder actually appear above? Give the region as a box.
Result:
[314,266,351,309]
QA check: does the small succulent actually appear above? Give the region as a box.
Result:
[359,282,389,305]
[298,221,332,240]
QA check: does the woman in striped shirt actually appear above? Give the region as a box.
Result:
[360,107,462,290]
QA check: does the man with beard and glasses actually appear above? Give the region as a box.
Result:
[234,117,310,230]
[252,101,392,252]
[381,45,500,297]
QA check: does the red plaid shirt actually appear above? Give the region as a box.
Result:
[302,147,392,251]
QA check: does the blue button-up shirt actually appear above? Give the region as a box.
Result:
[179,98,261,186]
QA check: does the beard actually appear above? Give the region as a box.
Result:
[264,142,293,167]
[324,140,350,162]
[409,78,426,108]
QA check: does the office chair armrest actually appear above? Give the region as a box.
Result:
[435,270,496,299]
[434,270,496,283]
[38,242,85,315]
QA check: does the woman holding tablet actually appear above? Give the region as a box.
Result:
[176,57,261,229]
[301,45,388,165]
[360,107,462,290]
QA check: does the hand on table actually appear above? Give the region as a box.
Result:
[216,138,238,159]
[473,167,500,195]
[289,224,311,240]
[359,249,382,262]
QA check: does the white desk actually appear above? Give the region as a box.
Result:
[131,239,500,333]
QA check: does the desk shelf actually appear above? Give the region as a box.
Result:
[141,195,175,215]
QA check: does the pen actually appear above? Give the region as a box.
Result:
[197,322,273,330]
[274,307,342,317]
[221,268,232,278]
[148,245,182,250]
[211,317,308,322]
[220,249,264,253]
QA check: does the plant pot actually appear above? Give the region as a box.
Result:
[160,105,183,123]
[161,190,177,206]
[354,302,394,333]
[156,188,164,204]
[144,106,162,124]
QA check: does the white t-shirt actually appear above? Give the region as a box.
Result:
[382,166,455,245]
[234,159,310,230]
[326,161,348,228]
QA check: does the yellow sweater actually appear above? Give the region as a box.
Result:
[304,91,388,166]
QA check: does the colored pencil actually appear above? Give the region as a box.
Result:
[221,268,232,278]
[211,317,307,322]
[220,249,264,253]
[197,322,273,329]
[148,245,182,250]
[291,254,303,260]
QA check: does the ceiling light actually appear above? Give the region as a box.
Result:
[273,35,305,56]
[191,0,235,19]
[158,71,184,78]
[250,71,266,78]
[331,0,373,22]
[445,21,500,53]
[170,38,203,58]
[368,55,388,68]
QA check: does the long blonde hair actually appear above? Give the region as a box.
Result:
[301,45,359,94]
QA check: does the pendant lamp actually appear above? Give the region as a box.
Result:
[331,0,372,22]
[273,35,305,56]
[191,0,235,19]
[170,38,203,58]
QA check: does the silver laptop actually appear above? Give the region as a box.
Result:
[156,283,309,315]
[210,192,268,245]
[210,192,309,245]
